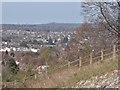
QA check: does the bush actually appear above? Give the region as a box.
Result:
[2,58,20,82]
[27,65,36,77]
[6,58,19,74]
[20,41,28,48]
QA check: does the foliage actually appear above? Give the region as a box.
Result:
[31,40,43,45]
[62,36,68,43]
[48,38,55,45]
[5,58,19,74]
[26,51,40,56]
[20,41,28,48]
[27,65,36,77]
[2,58,19,82]
[40,48,53,60]
[82,44,92,55]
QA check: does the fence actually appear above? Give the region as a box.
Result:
[47,45,120,74]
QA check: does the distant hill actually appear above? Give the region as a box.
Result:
[2,23,81,32]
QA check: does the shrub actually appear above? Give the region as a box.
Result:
[6,58,19,74]
[2,58,19,82]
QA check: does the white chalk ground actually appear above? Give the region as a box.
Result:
[74,70,119,88]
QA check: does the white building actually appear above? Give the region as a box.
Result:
[0,47,11,52]
[30,48,38,53]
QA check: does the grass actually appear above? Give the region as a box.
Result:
[30,58,118,88]
[58,58,118,87]
[2,70,36,88]
[2,56,118,88]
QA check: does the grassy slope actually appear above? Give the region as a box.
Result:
[60,59,118,87]
[29,58,118,88]
[3,57,118,88]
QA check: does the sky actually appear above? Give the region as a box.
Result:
[2,2,84,24]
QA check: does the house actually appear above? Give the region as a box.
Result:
[0,47,11,52]
[30,48,38,53]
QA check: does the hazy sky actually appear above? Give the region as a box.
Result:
[2,2,84,24]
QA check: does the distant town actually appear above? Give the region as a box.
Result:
[1,23,80,53]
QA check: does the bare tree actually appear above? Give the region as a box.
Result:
[117,1,120,46]
[81,2,119,35]
[65,22,116,60]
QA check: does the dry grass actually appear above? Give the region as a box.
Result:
[25,66,78,88]
[61,58,118,87]
[23,57,118,88]
[3,56,118,88]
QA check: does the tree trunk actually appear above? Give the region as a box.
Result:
[118,2,120,45]
[117,2,120,73]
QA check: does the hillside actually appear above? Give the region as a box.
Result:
[3,56,118,88]
[2,44,119,88]
[23,57,118,88]
[2,23,81,32]
[73,70,118,88]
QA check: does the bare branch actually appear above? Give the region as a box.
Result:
[117,2,120,7]
[99,3,119,35]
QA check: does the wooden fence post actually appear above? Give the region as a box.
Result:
[79,57,82,68]
[35,74,37,79]
[90,52,93,64]
[101,49,104,61]
[68,61,70,68]
[113,45,116,60]
[45,67,47,77]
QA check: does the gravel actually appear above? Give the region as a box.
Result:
[74,70,119,88]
